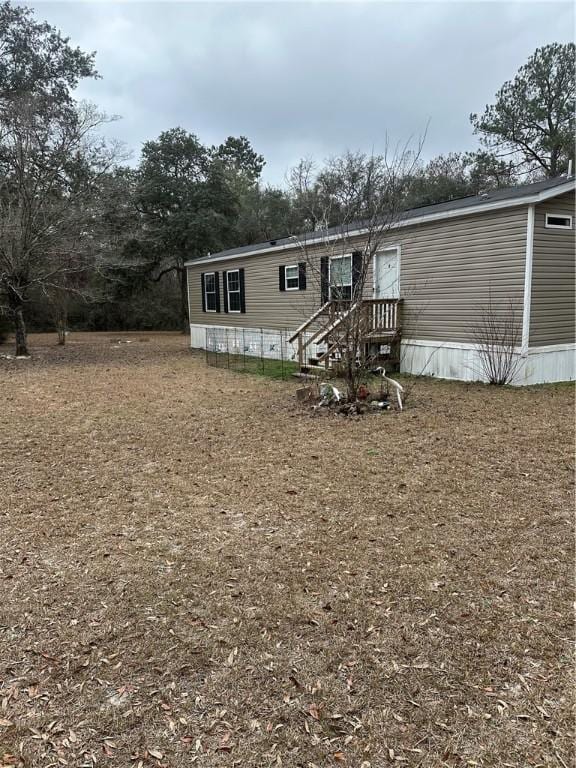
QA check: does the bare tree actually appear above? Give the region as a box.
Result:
[287,140,424,401]
[46,286,72,345]
[0,96,128,355]
[470,294,524,385]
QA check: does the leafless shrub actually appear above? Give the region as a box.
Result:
[470,295,524,385]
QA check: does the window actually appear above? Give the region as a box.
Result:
[280,263,306,292]
[226,269,241,312]
[204,272,217,312]
[545,213,572,229]
[329,255,352,300]
[285,264,299,290]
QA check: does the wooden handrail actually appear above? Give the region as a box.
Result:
[292,297,403,370]
[288,301,331,343]
[361,298,403,305]
[314,301,360,346]
[316,342,339,364]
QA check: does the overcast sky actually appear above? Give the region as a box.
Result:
[26,1,575,185]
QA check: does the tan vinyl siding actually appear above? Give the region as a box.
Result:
[379,207,528,343]
[530,192,575,347]
[188,247,322,331]
[188,205,529,343]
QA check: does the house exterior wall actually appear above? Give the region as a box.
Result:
[186,193,575,384]
[187,205,529,343]
[529,191,575,347]
[385,206,528,343]
[188,246,325,332]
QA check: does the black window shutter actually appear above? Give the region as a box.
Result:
[214,271,221,313]
[352,251,363,298]
[239,268,246,313]
[222,270,228,313]
[201,273,206,312]
[298,262,307,291]
[279,265,286,291]
[320,257,329,303]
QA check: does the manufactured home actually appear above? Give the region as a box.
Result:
[186,176,575,385]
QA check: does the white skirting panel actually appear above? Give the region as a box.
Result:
[520,344,576,385]
[190,324,208,349]
[401,340,479,382]
[401,339,576,386]
[189,323,324,362]
[191,325,574,386]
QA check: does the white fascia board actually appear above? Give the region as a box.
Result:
[521,205,535,356]
[403,338,527,354]
[403,339,486,351]
[402,339,576,354]
[184,181,576,268]
[527,342,576,354]
[186,266,192,326]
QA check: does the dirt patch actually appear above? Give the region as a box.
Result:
[0,332,574,767]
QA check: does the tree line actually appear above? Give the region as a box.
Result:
[0,0,574,354]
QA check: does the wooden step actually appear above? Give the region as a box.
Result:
[292,371,319,380]
[301,364,335,376]
[364,330,399,341]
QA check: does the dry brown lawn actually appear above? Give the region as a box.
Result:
[0,332,574,768]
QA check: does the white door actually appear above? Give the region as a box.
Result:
[374,248,399,299]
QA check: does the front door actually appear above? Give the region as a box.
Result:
[374,248,400,299]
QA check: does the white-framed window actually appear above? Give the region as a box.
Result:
[285,264,299,290]
[545,213,572,229]
[226,269,241,312]
[204,272,217,312]
[329,255,352,301]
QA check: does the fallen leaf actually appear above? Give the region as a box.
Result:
[216,733,233,753]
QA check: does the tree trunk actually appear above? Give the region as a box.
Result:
[548,155,556,178]
[13,304,29,357]
[56,304,67,345]
[549,149,559,178]
[346,362,357,402]
[179,267,189,334]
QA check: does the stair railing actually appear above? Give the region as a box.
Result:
[291,298,403,372]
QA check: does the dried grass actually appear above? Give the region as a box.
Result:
[0,332,574,768]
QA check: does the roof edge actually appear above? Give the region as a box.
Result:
[185,178,575,268]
